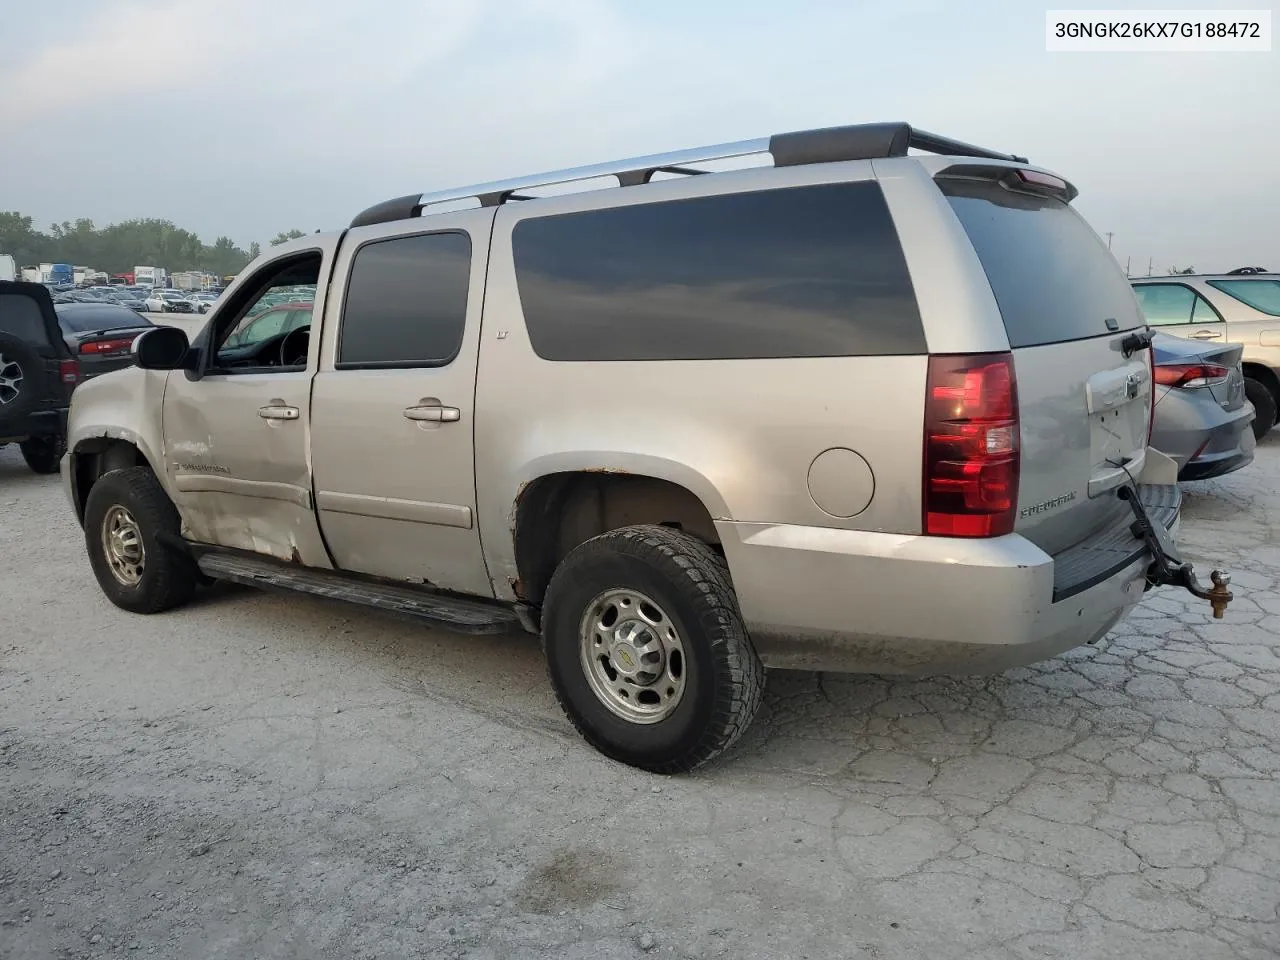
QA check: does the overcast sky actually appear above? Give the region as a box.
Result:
[1,0,1275,274]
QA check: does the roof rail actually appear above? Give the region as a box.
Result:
[350,121,1030,228]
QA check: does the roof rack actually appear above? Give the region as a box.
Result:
[350,121,1030,228]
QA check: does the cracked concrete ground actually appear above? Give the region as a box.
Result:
[2,437,1278,960]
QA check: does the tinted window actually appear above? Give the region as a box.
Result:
[511,182,923,361]
[1133,284,1195,326]
[941,179,1143,348]
[0,294,51,344]
[1206,278,1280,316]
[57,304,151,333]
[338,231,471,367]
[1192,295,1220,324]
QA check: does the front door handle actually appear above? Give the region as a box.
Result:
[403,403,460,423]
[1189,330,1222,340]
[258,404,300,421]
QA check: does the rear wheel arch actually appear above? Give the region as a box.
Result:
[512,471,724,613]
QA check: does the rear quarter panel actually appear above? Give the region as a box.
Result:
[1191,279,1280,371]
[473,162,932,603]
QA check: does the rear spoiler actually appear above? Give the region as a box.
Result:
[934,161,1079,203]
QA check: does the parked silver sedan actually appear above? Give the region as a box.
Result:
[1151,332,1256,481]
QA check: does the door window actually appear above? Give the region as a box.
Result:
[336,231,472,368]
[1191,295,1221,324]
[211,253,320,371]
[1132,284,1196,326]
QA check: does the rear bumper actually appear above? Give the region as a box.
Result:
[717,484,1179,676]
[1152,390,1255,477]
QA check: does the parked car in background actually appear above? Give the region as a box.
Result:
[187,291,220,314]
[143,289,194,313]
[0,280,78,473]
[221,299,313,348]
[1131,275,1280,440]
[106,289,148,312]
[52,302,155,382]
[1150,332,1255,481]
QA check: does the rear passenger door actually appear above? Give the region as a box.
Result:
[1132,282,1227,342]
[309,210,496,596]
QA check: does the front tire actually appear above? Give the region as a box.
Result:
[1244,377,1276,441]
[542,525,765,773]
[19,435,64,474]
[84,467,197,614]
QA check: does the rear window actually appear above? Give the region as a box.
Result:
[940,178,1143,348]
[57,305,151,333]
[0,293,52,344]
[511,181,924,361]
[1206,278,1280,316]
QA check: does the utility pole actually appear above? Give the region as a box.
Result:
[1147,257,1153,277]
[1125,256,1131,277]
[1105,231,1114,250]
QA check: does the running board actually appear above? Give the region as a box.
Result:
[196,552,518,635]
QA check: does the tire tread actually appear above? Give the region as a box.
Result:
[84,467,197,614]
[543,524,764,773]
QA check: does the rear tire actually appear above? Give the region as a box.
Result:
[84,467,197,614]
[542,524,765,773]
[19,435,64,474]
[1245,378,1276,441]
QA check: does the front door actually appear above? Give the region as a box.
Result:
[160,239,338,566]
[308,209,496,596]
[1132,281,1228,342]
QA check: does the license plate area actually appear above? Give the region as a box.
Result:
[1086,362,1150,497]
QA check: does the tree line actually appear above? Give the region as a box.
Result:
[0,212,310,278]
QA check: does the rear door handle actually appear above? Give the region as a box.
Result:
[258,404,300,420]
[1189,330,1222,340]
[403,403,460,423]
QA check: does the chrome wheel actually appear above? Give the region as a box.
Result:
[0,353,22,405]
[579,588,687,724]
[101,505,145,587]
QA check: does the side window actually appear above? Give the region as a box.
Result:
[1132,284,1195,326]
[212,253,320,370]
[1191,295,1221,324]
[337,231,471,368]
[1206,278,1280,317]
[510,181,924,361]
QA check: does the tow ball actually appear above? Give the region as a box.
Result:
[1118,486,1234,619]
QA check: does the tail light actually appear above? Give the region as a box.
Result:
[923,352,1020,538]
[59,358,81,386]
[79,337,137,355]
[1153,364,1229,389]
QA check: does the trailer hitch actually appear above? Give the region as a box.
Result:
[1117,485,1233,618]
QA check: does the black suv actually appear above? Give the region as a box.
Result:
[0,281,79,474]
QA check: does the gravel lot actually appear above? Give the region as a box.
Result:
[2,436,1279,959]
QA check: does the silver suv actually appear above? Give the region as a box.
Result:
[1131,273,1280,439]
[61,122,1231,772]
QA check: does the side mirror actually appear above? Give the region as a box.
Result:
[133,326,190,370]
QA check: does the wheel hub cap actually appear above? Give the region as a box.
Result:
[101,505,145,587]
[0,353,22,406]
[579,589,687,724]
